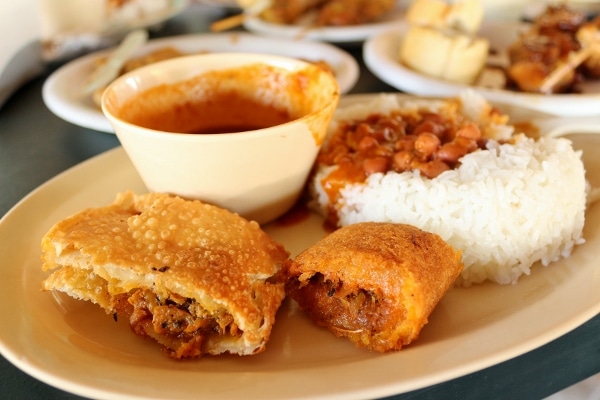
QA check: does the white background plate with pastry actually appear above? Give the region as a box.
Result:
[243,0,407,43]
[1,94,600,399]
[363,21,600,117]
[42,32,359,133]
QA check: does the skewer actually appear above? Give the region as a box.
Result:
[539,46,592,94]
[209,0,269,32]
[210,13,247,32]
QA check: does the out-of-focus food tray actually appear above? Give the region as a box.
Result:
[243,0,407,43]
[363,22,600,117]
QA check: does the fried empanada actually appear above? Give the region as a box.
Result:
[42,191,289,359]
[285,222,463,352]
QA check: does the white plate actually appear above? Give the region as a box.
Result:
[103,0,190,35]
[363,22,600,117]
[42,32,359,133]
[243,1,407,43]
[1,94,600,399]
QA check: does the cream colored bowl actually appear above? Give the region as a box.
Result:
[101,52,339,224]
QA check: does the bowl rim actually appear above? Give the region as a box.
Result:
[100,52,341,142]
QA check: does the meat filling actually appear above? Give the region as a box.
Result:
[113,290,240,359]
[288,273,396,336]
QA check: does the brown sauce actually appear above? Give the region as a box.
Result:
[118,89,294,134]
[113,64,318,134]
[274,200,311,227]
[512,121,541,139]
[192,124,276,135]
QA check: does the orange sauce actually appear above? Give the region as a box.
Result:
[118,89,294,134]
[114,64,316,134]
[512,121,541,139]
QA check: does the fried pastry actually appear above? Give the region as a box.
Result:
[41,191,289,359]
[285,222,463,352]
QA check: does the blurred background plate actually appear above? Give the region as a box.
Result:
[42,32,359,133]
[243,0,407,43]
[363,21,600,117]
[0,0,44,109]
[39,0,190,61]
[0,0,190,109]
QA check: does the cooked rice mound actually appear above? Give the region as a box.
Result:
[311,92,588,286]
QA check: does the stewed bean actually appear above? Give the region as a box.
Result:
[413,119,445,137]
[421,112,445,125]
[395,135,416,151]
[319,110,487,182]
[414,132,441,160]
[453,136,478,152]
[436,142,469,165]
[392,150,412,172]
[357,135,379,152]
[455,122,482,140]
[363,156,389,174]
[414,160,451,179]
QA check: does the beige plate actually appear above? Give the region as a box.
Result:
[1,94,600,399]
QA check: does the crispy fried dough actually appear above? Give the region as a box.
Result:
[285,222,463,352]
[41,191,289,359]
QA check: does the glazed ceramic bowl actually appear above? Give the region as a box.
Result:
[101,52,340,224]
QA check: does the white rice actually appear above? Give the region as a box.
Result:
[312,93,588,286]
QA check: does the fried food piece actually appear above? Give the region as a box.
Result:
[260,0,327,24]
[577,16,600,78]
[316,0,395,26]
[285,222,463,352]
[508,60,576,93]
[506,5,586,93]
[534,3,586,32]
[507,29,581,93]
[41,191,289,359]
[259,0,393,26]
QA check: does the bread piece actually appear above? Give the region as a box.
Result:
[400,0,488,84]
[404,0,450,30]
[285,222,463,352]
[41,191,289,359]
[404,0,484,35]
[400,26,450,79]
[400,25,489,84]
[443,31,490,84]
[445,0,484,35]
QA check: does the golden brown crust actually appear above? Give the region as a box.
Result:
[285,222,463,352]
[41,191,289,358]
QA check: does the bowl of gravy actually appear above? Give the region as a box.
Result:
[101,52,339,224]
